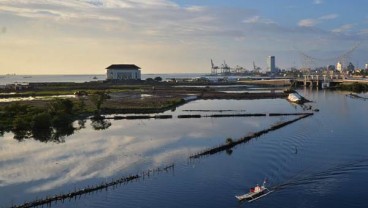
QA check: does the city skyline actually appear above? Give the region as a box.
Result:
[1,0,368,74]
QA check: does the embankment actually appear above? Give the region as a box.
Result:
[189,113,313,159]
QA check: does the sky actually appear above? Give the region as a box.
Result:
[0,0,368,74]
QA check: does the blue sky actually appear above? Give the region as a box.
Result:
[0,0,367,74]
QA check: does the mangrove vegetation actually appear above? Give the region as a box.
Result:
[338,82,368,93]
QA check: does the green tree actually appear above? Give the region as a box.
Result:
[51,114,73,127]
[48,99,74,115]
[90,92,108,113]
[13,116,31,130]
[12,116,31,140]
[77,98,86,113]
[31,112,52,130]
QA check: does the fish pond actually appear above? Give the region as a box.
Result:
[0,89,368,208]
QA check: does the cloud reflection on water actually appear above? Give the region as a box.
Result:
[0,99,293,198]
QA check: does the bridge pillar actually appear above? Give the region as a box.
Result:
[316,75,319,87]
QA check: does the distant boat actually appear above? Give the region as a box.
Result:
[23,76,32,78]
[93,76,98,79]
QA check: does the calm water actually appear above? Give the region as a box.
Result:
[1,89,368,208]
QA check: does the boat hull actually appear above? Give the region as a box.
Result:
[235,188,273,202]
[287,93,302,103]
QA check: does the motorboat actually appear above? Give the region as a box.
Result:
[235,180,273,202]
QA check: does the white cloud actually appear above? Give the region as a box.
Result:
[243,15,274,24]
[358,28,368,35]
[332,24,354,33]
[319,14,338,20]
[298,18,318,27]
[298,14,338,27]
[313,0,324,4]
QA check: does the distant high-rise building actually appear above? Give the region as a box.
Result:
[336,61,343,72]
[267,56,276,73]
[327,65,335,71]
[347,62,355,72]
[365,63,368,70]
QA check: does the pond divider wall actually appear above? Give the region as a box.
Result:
[205,113,266,117]
[189,113,313,159]
[183,110,247,112]
[104,115,173,120]
[269,113,312,116]
[11,164,175,208]
[102,113,311,120]
[346,93,367,101]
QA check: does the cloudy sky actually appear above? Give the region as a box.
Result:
[0,0,367,74]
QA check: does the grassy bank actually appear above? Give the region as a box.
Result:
[338,82,368,93]
[0,81,290,140]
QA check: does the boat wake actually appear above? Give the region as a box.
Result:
[270,159,368,191]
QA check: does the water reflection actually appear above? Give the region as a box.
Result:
[91,118,112,130]
[0,98,307,207]
[11,120,86,143]
[0,95,75,103]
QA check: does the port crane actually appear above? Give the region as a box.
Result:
[211,59,219,75]
[221,60,231,74]
[210,59,248,75]
[253,61,261,73]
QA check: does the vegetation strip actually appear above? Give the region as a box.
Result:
[189,113,313,159]
[11,164,174,208]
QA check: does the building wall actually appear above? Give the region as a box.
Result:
[107,69,141,80]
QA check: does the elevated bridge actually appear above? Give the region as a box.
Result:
[292,75,368,88]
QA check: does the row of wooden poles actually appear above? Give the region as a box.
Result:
[101,113,312,120]
[189,113,314,159]
[11,164,174,208]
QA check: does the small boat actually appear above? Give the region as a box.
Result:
[287,93,302,103]
[235,180,273,202]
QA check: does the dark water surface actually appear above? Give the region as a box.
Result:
[1,89,368,208]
